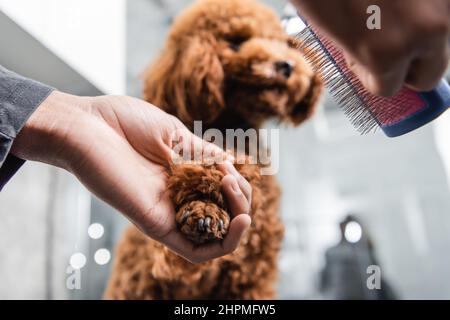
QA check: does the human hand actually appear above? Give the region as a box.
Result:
[292,0,450,96]
[11,91,252,263]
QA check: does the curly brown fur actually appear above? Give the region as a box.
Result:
[105,0,322,300]
[170,163,230,244]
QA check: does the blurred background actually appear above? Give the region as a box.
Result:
[0,0,450,299]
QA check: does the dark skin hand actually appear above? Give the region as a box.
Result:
[292,0,450,96]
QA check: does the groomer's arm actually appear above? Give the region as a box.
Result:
[0,66,54,189]
[2,68,251,263]
[292,0,450,96]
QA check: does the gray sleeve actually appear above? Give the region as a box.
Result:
[0,65,54,167]
[0,65,54,190]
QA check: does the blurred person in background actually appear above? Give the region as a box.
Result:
[320,215,397,300]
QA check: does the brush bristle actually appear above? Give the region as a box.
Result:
[295,27,379,134]
[295,26,427,134]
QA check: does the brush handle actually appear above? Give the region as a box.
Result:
[381,80,450,137]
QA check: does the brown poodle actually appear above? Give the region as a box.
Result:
[105,0,322,299]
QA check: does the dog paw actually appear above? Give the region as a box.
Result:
[176,201,230,244]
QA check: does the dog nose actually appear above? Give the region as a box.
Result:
[275,61,294,78]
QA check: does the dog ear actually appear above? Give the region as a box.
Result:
[289,73,323,125]
[143,34,225,128]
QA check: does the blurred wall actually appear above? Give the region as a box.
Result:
[0,0,126,95]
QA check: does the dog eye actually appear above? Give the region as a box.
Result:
[227,37,247,51]
[229,42,241,51]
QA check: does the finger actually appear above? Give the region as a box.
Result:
[195,214,251,262]
[220,214,251,253]
[345,52,409,97]
[166,128,192,164]
[161,214,251,264]
[168,127,234,164]
[218,161,252,203]
[191,133,234,163]
[405,44,449,92]
[221,174,251,217]
[172,130,232,164]
[188,214,251,263]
